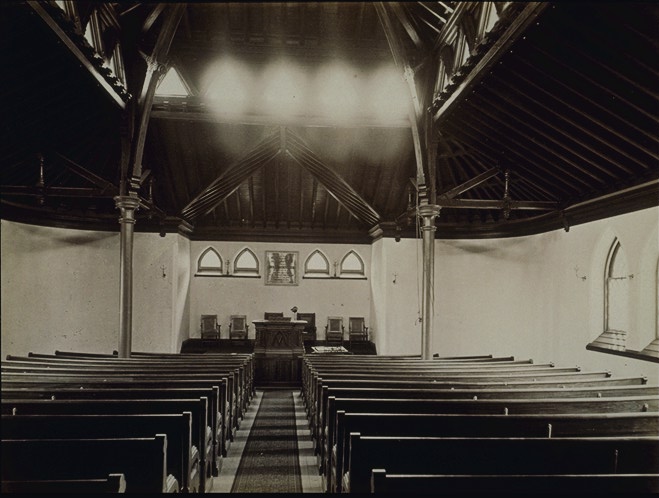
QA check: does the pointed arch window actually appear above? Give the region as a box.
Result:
[233,248,260,277]
[340,250,366,279]
[196,247,223,276]
[587,239,658,363]
[304,250,331,278]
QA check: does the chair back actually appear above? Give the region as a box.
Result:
[200,314,219,339]
[231,315,247,331]
[328,316,343,333]
[349,317,365,333]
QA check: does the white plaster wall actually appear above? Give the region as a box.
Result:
[172,234,191,352]
[0,221,190,356]
[189,241,372,340]
[1,220,120,356]
[375,238,424,355]
[131,232,179,353]
[540,207,659,380]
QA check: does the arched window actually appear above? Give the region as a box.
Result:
[340,250,365,278]
[588,239,629,352]
[604,239,630,347]
[233,247,260,277]
[197,247,223,275]
[304,250,330,278]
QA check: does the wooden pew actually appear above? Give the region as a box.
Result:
[370,471,659,493]
[316,383,659,455]
[1,435,178,493]
[2,361,243,428]
[47,350,256,400]
[1,412,198,493]
[2,376,231,461]
[3,356,248,425]
[323,395,659,482]
[345,434,659,493]
[1,473,127,493]
[1,397,212,493]
[1,384,224,471]
[330,411,659,493]
[307,373,647,440]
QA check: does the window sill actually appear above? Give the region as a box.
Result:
[585,343,659,364]
[303,276,368,280]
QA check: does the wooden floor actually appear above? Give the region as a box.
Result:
[210,389,323,493]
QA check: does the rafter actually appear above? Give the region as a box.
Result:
[433,2,548,123]
[285,130,381,228]
[374,2,428,192]
[180,131,281,221]
[26,2,126,109]
[126,3,185,191]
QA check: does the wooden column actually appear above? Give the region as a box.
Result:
[418,204,441,360]
[114,196,140,358]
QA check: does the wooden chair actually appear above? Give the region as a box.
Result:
[264,312,284,320]
[229,315,248,340]
[200,315,220,339]
[297,312,316,341]
[325,317,344,343]
[348,317,368,342]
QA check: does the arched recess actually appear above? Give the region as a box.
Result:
[304,249,330,278]
[340,250,366,279]
[196,247,223,275]
[589,238,630,351]
[233,247,260,277]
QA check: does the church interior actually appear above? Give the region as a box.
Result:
[2,1,658,493]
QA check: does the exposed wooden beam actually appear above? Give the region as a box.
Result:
[310,178,318,228]
[0,186,108,198]
[53,152,119,194]
[248,175,255,227]
[286,131,381,227]
[391,3,427,51]
[26,2,126,109]
[181,132,280,220]
[437,167,500,199]
[437,198,559,210]
[142,4,166,34]
[150,105,411,129]
[433,2,549,123]
[374,2,428,190]
[128,3,185,188]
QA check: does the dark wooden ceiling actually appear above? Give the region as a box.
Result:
[1,2,657,243]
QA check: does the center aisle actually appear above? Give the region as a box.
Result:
[212,389,323,493]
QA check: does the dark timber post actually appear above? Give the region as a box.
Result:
[418,204,440,360]
[115,195,140,358]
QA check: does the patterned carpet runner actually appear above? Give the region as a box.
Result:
[231,389,303,493]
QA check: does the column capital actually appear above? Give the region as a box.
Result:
[114,195,140,225]
[417,204,441,219]
[114,195,141,211]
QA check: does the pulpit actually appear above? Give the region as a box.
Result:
[252,319,307,385]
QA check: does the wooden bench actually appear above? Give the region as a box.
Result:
[306,370,626,434]
[3,369,236,454]
[2,384,224,472]
[3,356,248,424]
[1,435,178,493]
[315,383,659,451]
[2,374,232,455]
[330,411,659,493]
[369,471,659,493]
[1,397,212,493]
[323,395,659,481]
[345,434,659,493]
[1,412,198,493]
[1,473,127,493]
